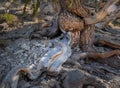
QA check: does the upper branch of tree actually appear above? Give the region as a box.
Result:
[84,0,119,25]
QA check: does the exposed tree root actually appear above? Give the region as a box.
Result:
[81,69,110,88]
[96,66,120,75]
[97,38,120,49]
[1,65,30,88]
[71,50,120,60]
[87,50,120,59]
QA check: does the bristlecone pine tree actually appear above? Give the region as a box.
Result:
[1,1,120,88]
[58,0,120,59]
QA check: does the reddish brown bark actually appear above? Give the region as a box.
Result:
[59,0,120,58]
[80,25,95,52]
[59,0,94,51]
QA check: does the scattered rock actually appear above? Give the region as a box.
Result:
[0,22,8,30]
[45,16,54,21]
[63,70,84,88]
[87,85,95,88]
[21,43,30,50]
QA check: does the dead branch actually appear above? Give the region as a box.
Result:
[84,0,119,24]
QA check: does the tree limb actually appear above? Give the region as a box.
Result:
[84,0,119,25]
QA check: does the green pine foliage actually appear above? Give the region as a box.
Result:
[0,13,18,24]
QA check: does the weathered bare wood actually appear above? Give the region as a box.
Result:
[84,0,119,24]
[1,34,72,88]
[1,64,43,88]
[39,41,71,72]
[1,65,30,88]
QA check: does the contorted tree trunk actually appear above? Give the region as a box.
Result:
[58,0,120,59]
[59,0,93,51]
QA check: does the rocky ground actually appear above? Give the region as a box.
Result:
[0,1,120,88]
